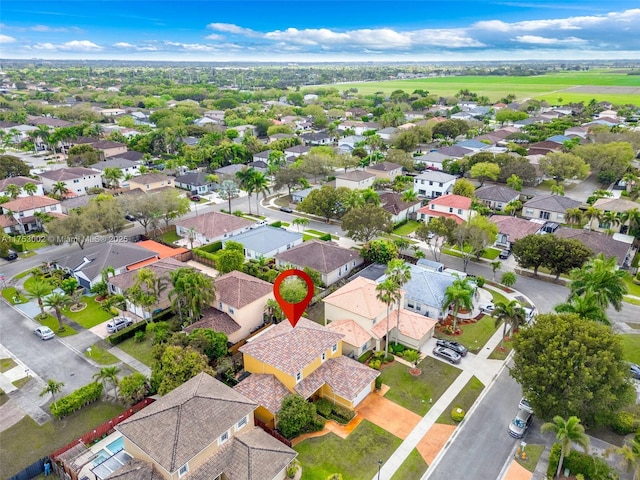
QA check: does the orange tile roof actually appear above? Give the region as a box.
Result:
[416,209,465,225]
[137,240,189,258]
[323,277,389,319]
[427,194,472,209]
[326,319,372,347]
[2,195,60,212]
[372,309,437,341]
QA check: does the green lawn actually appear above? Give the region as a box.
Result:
[159,228,181,244]
[1,287,20,304]
[437,376,484,425]
[436,315,500,354]
[379,357,461,416]
[13,268,39,280]
[0,401,125,479]
[305,229,326,236]
[393,220,421,236]
[390,448,428,480]
[488,337,513,360]
[295,420,402,480]
[38,314,77,337]
[12,377,31,389]
[623,296,640,306]
[482,248,501,260]
[489,289,510,306]
[62,296,114,328]
[23,276,55,295]
[117,335,155,367]
[623,274,640,297]
[84,343,120,365]
[515,444,545,473]
[620,334,640,364]
[0,358,17,372]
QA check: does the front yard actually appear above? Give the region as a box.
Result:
[390,448,428,480]
[294,420,402,480]
[117,335,155,367]
[62,296,114,329]
[436,376,484,425]
[0,401,125,478]
[378,357,461,416]
[620,334,640,363]
[435,315,500,354]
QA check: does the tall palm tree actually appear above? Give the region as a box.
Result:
[43,291,71,332]
[376,278,400,357]
[5,184,21,199]
[386,259,411,347]
[128,268,168,321]
[554,291,609,324]
[251,171,270,216]
[169,268,215,324]
[236,167,257,214]
[583,206,601,231]
[541,416,590,479]
[564,208,583,226]
[292,217,309,232]
[25,278,53,317]
[442,276,474,332]
[52,181,68,199]
[607,438,640,480]
[219,180,238,214]
[493,300,526,349]
[23,182,38,196]
[568,253,627,312]
[619,207,640,235]
[40,379,64,408]
[599,210,620,234]
[103,167,124,189]
[93,366,121,400]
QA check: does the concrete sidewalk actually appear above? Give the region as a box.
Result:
[108,346,152,377]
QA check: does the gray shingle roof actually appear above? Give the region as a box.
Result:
[175,171,212,186]
[177,211,254,240]
[385,264,456,310]
[523,195,582,213]
[215,270,273,309]
[226,226,302,257]
[116,373,257,473]
[39,167,100,181]
[274,240,360,274]
[91,158,140,170]
[555,228,630,266]
[475,185,520,203]
[336,170,376,181]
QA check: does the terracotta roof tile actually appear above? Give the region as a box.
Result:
[371,309,437,341]
[326,319,372,347]
[234,374,291,414]
[490,216,543,241]
[323,277,388,319]
[215,270,273,309]
[427,194,472,209]
[184,307,241,335]
[1,195,60,212]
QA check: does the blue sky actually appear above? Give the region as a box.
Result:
[1,1,639,61]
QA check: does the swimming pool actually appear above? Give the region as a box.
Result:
[106,436,124,454]
[92,436,125,467]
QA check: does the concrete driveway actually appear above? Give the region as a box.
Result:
[356,390,422,440]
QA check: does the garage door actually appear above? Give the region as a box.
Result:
[353,383,372,407]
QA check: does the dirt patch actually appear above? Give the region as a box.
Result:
[416,423,456,464]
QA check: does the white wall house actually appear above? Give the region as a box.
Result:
[413,171,457,198]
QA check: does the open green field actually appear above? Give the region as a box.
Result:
[325,70,640,104]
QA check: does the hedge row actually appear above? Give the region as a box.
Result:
[50,382,103,419]
[108,321,147,345]
[269,221,282,228]
[193,248,217,263]
[198,241,223,253]
[318,233,332,241]
[547,442,616,479]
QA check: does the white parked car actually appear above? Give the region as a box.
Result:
[34,326,55,340]
[480,303,495,314]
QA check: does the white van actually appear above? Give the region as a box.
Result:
[522,307,537,324]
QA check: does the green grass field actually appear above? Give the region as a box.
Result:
[322,70,640,104]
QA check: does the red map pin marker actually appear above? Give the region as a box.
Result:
[273,269,314,328]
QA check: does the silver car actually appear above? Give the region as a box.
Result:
[34,326,55,340]
[106,317,134,333]
[508,409,533,438]
[432,346,462,364]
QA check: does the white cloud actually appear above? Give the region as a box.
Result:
[32,40,102,51]
[165,41,215,52]
[0,34,16,44]
[513,35,586,45]
[207,23,257,36]
[113,42,134,48]
[204,33,224,41]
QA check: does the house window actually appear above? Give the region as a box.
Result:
[430,204,435,210]
[557,213,564,221]
[296,372,302,383]
[178,464,189,478]
[219,430,229,445]
[73,179,79,183]
[321,352,326,362]
[407,301,415,309]
[457,209,462,214]
[146,184,150,189]
[439,182,443,187]
[228,307,234,314]
[539,211,550,220]
[218,302,223,309]
[449,208,453,213]
[525,208,534,215]
[332,344,338,353]
[236,416,248,431]
[361,342,368,352]
[429,181,433,186]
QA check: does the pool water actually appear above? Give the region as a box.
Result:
[106,436,124,454]
[92,451,109,467]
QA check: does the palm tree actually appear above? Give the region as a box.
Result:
[219,180,238,214]
[94,366,121,400]
[236,167,257,214]
[607,438,640,480]
[583,206,601,231]
[386,259,411,347]
[25,278,53,317]
[127,268,168,321]
[40,379,64,408]
[506,174,523,192]
[490,261,501,282]
[23,182,37,196]
[554,291,609,324]
[292,217,309,232]
[52,181,67,199]
[251,171,270,216]
[5,184,21,199]
[376,278,400,357]
[442,276,474,332]
[43,292,71,332]
[493,300,525,349]
[541,416,589,479]
[564,208,583,226]
[103,167,123,189]
[568,253,627,312]
[599,210,620,234]
[169,268,215,324]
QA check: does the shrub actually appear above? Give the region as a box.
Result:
[475,276,485,288]
[547,443,562,479]
[329,404,355,424]
[391,343,406,354]
[369,360,381,370]
[375,377,382,390]
[373,351,386,361]
[50,382,103,419]
[198,241,223,253]
[318,233,332,241]
[309,414,326,432]
[107,321,147,345]
[315,398,333,418]
[548,442,617,479]
[269,221,282,228]
[609,411,639,435]
[358,351,373,363]
[134,330,146,343]
[451,407,466,422]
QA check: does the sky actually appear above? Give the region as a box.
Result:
[1,1,639,62]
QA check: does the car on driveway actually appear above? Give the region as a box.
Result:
[480,303,495,314]
[499,249,511,259]
[436,339,468,357]
[518,397,534,413]
[34,326,55,340]
[432,346,462,364]
[279,206,293,213]
[508,409,533,438]
[630,363,640,380]
[106,317,134,334]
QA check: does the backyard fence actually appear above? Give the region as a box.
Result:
[50,397,155,461]
[255,418,292,447]
[8,457,49,480]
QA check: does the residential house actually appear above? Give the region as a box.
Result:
[455,140,490,153]
[235,317,379,428]
[590,197,640,234]
[214,164,245,180]
[174,172,216,194]
[376,127,398,141]
[112,150,145,163]
[555,228,636,269]
[366,162,403,180]
[337,135,365,154]
[59,195,95,214]
[91,158,141,188]
[335,170,376,190]
[284,145,310,159]
[268,133,295,143]
[108,257,184,319]
[413,171,457,198]
[417,194,475,224]
[324,320,374,359]
[413,151,449,171]
[0,176,44,197]
[475,185,521,211]
[379,191,421,223]
[490,216,544,249]
[39,167,103,196]
[222,226,303,260]
[437,145,473,160]
[521,195,583,223]
[291,185,319,204]
[115,373,296,480]
[128,173,174,192]
[203,110,226,123]
[0,195,61,234]
[323,276,437,352]
[186,271,274,344]
[274,240,363,286]
[89,140,128,158]
[338,121,380,136]
[300,131,331,146]
[129,240,190,269]
[527,140,563,156]
[53,242,158,291]
[175,211,254,246]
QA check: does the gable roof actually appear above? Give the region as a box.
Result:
[427,194,472,209]
[184,306,242,335]
[326,319,372,347]
[177,211,254,240]
[109,257,184,294]
[0,176,42,191]
[379,191,421,215]
[371,309,437,341]
[174,171,213,186]
[1,195,59,212]
[394,264,456,310]
[215,270,273,309]
[91,158,140,170]
[227,226,303,256]
[129,173,172,185]
[592,197,640,213]
[234,374,291,414]
[475,185,520,203]
[438,146,473,158]
[367,161,402,172]
[112,150,145,162]
[116,373,257,473]
[239,318,343,376]
[336,170,376,182]
[523,195,582,212]
[415,170,457,183]
[274,240,360,274]
[554,228,631,266]
[323,276,387,319]
[39,167,100,181]
[490,216,543,240]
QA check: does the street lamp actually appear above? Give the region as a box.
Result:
[377,460,383,480]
